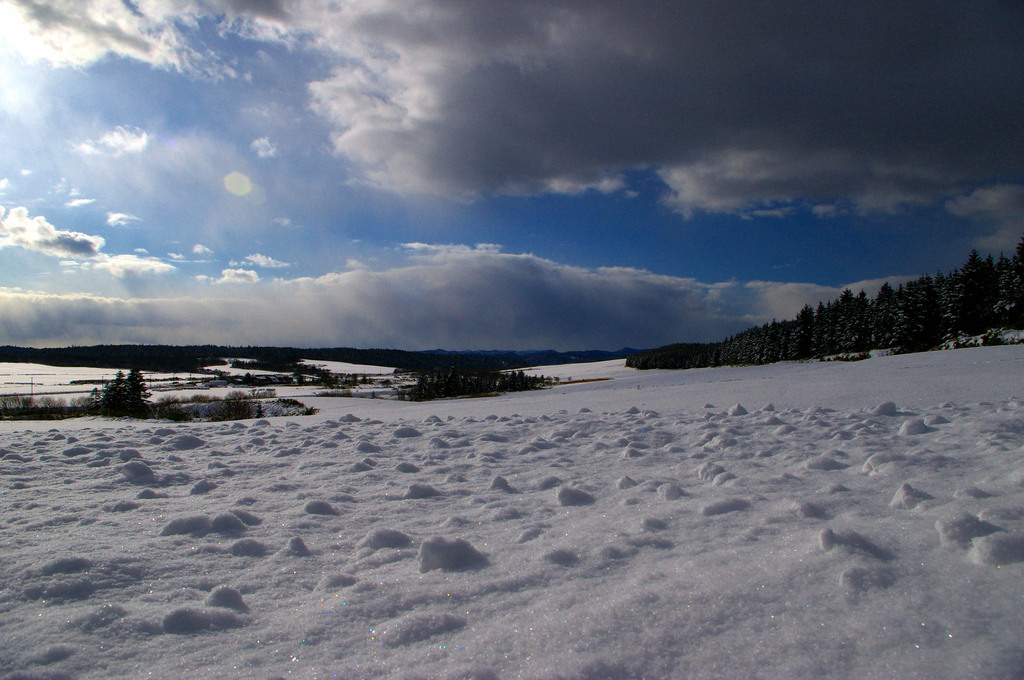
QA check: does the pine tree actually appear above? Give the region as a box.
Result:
[870,282,899,349]
[788,304,815,359]
[100,369,150,417]
[100,371,129,416]
[998,235,1024,328]
[949,250,1000,336]
[894,276,941,352]
[811,301,831,357]
[125,369,151,418]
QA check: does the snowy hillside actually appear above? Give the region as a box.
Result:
[2,346,1024,679]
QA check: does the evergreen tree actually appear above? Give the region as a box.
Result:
[627,230,1024,370]
[954,250,1000,336]
[870,282,899,349]
[100,369,150,417]
[125,368,151,418]
[894,277,941,352]
[788,304,815,359]
[998,236,1024,328]
[87,387,103,414]
[100,371,129,416]
[812,301,837,357]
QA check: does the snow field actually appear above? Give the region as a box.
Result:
[1,347,1024,679]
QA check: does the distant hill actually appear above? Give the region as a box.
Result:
[0,344,641,375]
[425,348,639,365]
[628,233,1024,370]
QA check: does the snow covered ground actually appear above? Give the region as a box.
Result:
[2,346,1024,679]
[0,363,124,398]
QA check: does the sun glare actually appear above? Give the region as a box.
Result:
[223,171,253,196]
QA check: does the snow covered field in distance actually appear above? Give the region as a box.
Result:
[2,346,1024,679]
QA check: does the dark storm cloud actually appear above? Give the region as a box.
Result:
[12,2,1020,213]
[220,0,289,20]
[306,0,1024,212]
[0,246,857,349]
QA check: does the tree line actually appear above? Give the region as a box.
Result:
[0,344,604,375]
[407,368,549,401]
[627,233,1024,370]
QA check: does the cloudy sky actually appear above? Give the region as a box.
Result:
[1,1,1022,351]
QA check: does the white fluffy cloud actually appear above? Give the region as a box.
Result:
[250,137,277,158]
[0,245,886,349]
[0,0,237,79]
[106,212,141,226]
[237,253,290,268]
[84,254,176,277]
[76,126,151,156]
[0,205,104,258]
[1,205,173,278]
[198,268,260,284]
[946,184,1024,252]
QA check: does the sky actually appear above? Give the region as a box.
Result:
[0,1,1022,351]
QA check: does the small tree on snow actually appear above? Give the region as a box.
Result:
[100,369,150,418]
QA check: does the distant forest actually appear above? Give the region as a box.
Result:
[627,233,1024,370]
[0,343,633,375]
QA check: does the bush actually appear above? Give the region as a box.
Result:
[0,394,84,420]
[211,392,255,421]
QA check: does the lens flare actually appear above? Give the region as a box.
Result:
[224,171,253,196]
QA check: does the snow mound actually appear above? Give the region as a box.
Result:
[358,528,412,551]
[205,585,248,612]
[4,346,1024,679]
[162,607,245,634]
[556,486,596,506]
[417,537,488,572]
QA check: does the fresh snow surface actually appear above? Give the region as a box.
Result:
[299,360,399,376]
[0,364,122,397]
[2,346,1024,679]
